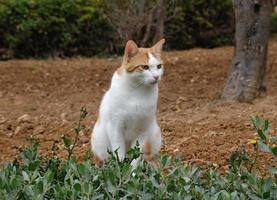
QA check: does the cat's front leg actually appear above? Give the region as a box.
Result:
[130,125,162,168]
[107,124,126,161]
[130,136,144,168]
[130,139,159,169]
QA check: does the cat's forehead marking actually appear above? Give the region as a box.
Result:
[124,50,148,73]
[148,53,160,66]
[121,49,163,73]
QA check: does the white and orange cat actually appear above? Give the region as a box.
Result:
[91,39,165,167]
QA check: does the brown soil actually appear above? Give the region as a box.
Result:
[1,40,277,172]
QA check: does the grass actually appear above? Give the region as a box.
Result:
[0,109,276,199]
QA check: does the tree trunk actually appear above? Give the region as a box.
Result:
[222,0,273,101]
[153,0,164,43]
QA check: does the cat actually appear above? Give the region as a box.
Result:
[91,39,165,167]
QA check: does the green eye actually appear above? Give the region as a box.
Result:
[157,64,162,69]
[143,65,149,70]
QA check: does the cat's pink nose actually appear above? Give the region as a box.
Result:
[153,75,159,80]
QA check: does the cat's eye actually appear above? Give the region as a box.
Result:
[142,65,149,70]
[157,64,162,69]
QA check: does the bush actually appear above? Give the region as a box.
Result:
[165,0,234,50]
[2,0,277,59]
[0,0,236,59]
[0,109,276,199]
[0,0,112,59]
[272,13,277,33]
[250,116,277,175]
[1,144,276,200]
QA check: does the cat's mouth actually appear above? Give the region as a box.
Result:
[150,80,158,85]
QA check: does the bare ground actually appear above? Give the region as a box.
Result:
[1,40,277,172]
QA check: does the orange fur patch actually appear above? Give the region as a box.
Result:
[95,118,99,125]
[126,50,149,72]
[151,51,162,61]
[92,118,102,167]
[143,142,153,161]
[124,48,163,73]
[92,152,103,168]
[118,39,165,75]
[117,45,164,75]
[116,66,124,75]
[143,142,160,168]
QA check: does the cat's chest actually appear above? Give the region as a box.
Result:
[127,99,155,113]
[114,97,156,135]
[119,98,156,127]
[107,84,158,132]
[112,87,157,115]
[121,102,154,139]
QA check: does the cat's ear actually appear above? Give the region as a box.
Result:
[152,38,165,54]
[124,40,138,60]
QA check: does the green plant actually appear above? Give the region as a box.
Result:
[272,13,277,33]
[0,0,236,59]
[1,143,277,199]
[0,0,112,59]
[228,145,252,174]
[62,107,88,160]
[251,116,277,175]
[1,116,277,199]
[165,0,234,49]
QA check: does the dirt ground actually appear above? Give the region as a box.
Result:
[1,40,277,172]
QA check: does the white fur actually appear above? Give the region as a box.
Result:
[148,53,160,66]
[91,53,163,163]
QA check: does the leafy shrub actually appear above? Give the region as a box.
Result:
[0,0,112,59]
[0,0,236,59]
[1,142,277,199]
[165,0,234,49]
[1,0,277,59]
[272,13,277,33]
[251,116,277,175]
[0,110,277,199]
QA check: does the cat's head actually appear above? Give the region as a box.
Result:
[118,39,165,86]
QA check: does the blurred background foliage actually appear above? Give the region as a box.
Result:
[0,0,276,59]
[165,0,235,50]
[0,0,112,59]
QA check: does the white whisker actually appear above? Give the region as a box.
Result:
[135,81,144,88]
